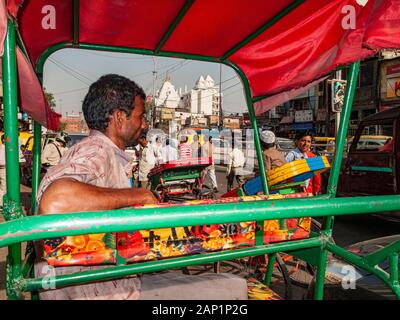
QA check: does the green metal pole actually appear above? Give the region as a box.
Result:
[2,194,399,248]
[264,253,276,286]
[313,246,328,300]
[30,122,42,214]
[389,253,399,296]
[2,18,23,300]
[3,21,21,204]
[23,237,322,292]
[323,62,360,231]
[155,0,195,53]
[315,62,360,300]
[223,61,268,246]
[221,0,305,60]
[327,242,400,299]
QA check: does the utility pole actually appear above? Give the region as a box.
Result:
[152,57,157,129]
[219,64,223,130]
[335,70,342,136]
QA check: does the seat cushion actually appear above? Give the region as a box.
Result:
[139,272,248,300]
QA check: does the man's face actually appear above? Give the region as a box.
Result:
[121,96,148,147]
[296,135,312,153]
[138,137,148,147]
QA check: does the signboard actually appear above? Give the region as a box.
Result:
[329,79,347,113]
[295,110,313,123]
[386,64,400,98]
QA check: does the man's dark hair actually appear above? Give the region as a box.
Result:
[295,130,314,141]
[82,74,146,131]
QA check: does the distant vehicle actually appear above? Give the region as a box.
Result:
[338,108,399,221]
[66,132,88,148]
[312,137,335,154]
[276,137,295,156]
[307,235,400,300]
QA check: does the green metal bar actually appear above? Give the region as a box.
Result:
[264,253,276,287]
[389,254,399,292]
[364,240,400,267]
[223,61,269,244]
[155,0,195,53]
[2,18,23,300]
[73,0,79,44]
[23,237,322,292]
[313,242,328,300]
[323,61,360,232]
[224,62,268,195]
[30,122,42,214]
[3,21,21,204]
[221,0,305,60]
[326,62,360,196]
[36,42,218,74]
[326,242,400,299]
[351,166,392,173]
[1,195,400,248]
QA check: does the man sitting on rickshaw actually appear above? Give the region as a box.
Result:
[35,74,247,300]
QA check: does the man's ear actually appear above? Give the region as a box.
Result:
[113,110,124,128]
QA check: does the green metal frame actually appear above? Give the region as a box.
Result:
[0,1,399,300]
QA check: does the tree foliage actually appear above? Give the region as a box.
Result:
[43,87,56,110]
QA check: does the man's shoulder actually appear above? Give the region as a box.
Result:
[63,135,114,160]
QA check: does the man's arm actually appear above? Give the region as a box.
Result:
[38,178,158,214]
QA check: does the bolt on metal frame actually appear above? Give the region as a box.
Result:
[0,2,399,300]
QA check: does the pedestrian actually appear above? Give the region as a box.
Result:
[202,136,218,192]
[138,135,156,189]
[285,131,321,195]
[260,130,286,171]
[226,137,246,192]
[161,138,178,163]
[41,132,70,167]
[153,136,163,164]
[178,136,192,160]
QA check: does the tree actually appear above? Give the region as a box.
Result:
[43,87,56,110]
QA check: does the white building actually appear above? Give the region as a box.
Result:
[179,75,221,116]
[155,76,180,109]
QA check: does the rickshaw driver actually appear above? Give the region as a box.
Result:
[35,74,247,300]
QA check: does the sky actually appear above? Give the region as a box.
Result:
[43,48,247,117]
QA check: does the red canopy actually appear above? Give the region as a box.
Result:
[1,0,400,128]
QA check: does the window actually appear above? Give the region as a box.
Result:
[354,123,394,152]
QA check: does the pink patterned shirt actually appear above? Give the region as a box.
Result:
[37,130,131,204]
[35,130,141,300]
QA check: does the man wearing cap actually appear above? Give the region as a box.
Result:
[260,130,286,171]
[41,132,70,167]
